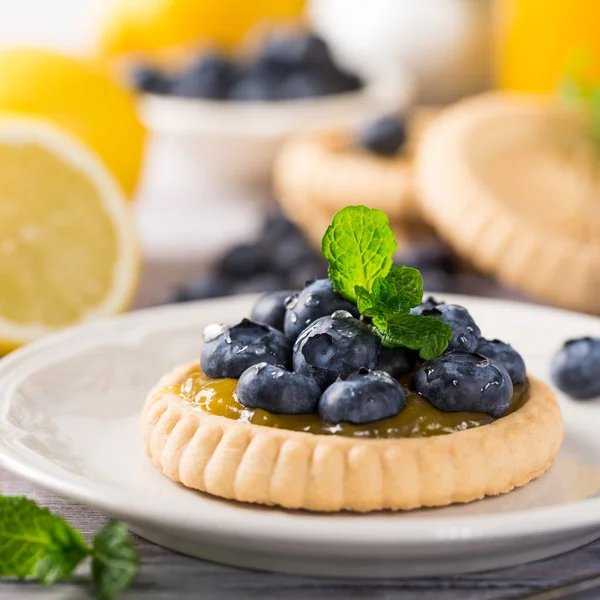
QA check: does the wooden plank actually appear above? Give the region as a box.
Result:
[2,467,600,600]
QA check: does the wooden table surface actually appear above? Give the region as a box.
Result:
[2,467,600,600]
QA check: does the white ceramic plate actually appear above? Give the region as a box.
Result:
[1,294,600,578]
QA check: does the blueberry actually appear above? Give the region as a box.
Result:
[551,337,600,399]
[284,279,360,341]
[231,274,285,295]
[419,269,453,293]
[413,352,513,417]
[261,213,299,245]
[476,338,527,386]
[237,363,320,414]
[277,71,332,99]
[395,239,456,274]
[171,53,236,99]
[269,235,315,274]
[293,312,380,389]
[201,318,291,378]
[131,67,171,94]
[219,243,269,278]
[378,346,416,378]
[325,67,362,94]
[414,296,441,313]
[357,116,407,156]
[285,257,328,290]
[251,290,299,331]
[258,33,332,71]
[411,299,481,352]
[228,72,278,101]
[170,274,230,302]
[318,368,406,424]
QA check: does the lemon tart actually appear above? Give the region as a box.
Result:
[141,205,563,512]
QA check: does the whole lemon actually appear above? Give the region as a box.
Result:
[0,48,145,197]
[97,0,305,56]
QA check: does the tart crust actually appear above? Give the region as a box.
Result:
[273,109,438,250]
[141,362,563,512]
[415,92,600,314]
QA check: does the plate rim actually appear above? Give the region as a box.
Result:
[1,294,600,546]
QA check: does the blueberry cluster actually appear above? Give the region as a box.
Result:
[171,213,328,302]
[170,213,468,305]
[200,284,529,425]
[132,32,362,102]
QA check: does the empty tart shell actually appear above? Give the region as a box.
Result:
[141,361,563,513]
[273,109,438,250]
[416,92,600,314]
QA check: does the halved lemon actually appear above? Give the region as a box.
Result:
[0,117,140,353]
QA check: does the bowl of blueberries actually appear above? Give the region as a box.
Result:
[132,29,414,189]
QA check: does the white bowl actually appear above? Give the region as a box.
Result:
[138,71,415,193]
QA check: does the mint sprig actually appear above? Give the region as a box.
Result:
[321,205,397,303]
[560,51,600,146]
[376,314,453,361]
[92,522,139,600]
[0,496,137,599]
[322,206,452,360]
[356,265,424,321]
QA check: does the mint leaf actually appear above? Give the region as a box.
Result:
[0,496,87,581]
[0,496,137,599]
[560,51,600,149]
[320,205,451,360]
[92,521,138,600]
[377,314,452,360]
[321,206,397,302]
[0,496,54,578]
[34,519,89,584]
[356,266,423,320]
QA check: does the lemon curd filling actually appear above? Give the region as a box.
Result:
[163,369,529,439]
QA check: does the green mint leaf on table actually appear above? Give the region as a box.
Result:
[92,521,138,600]
[34,517,90,584]
[0,495,137,598]
[0,496,87,581]
[321,205,397,303]
[376,314,453,361]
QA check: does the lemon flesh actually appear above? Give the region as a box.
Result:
[0,118,139,352]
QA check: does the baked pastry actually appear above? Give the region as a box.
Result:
[274,109,437,250]
[141,205,563,512]
[416,92,600,314]
[142,364,561,512]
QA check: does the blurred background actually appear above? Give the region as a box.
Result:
[0,0,598,351]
